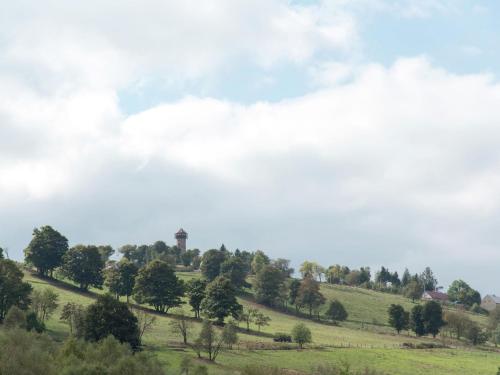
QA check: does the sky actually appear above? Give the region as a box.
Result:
[1,0,500,294]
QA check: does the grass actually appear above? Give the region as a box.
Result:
[23,271,500,375]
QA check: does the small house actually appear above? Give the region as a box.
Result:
[421,291,449,303]
[481,295,500,312]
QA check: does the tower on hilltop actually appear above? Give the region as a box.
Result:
[175,228,188,251]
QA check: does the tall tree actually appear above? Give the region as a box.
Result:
[0,259,32,322]
[410,305,426,337]
[168,309,191,345]
[420,267,438,291]
[61,245,104,291]
[84,294,140,350]
[253,311,271,332]
[251,250,270,275]
[326,300,348,323]
[296,276,326,317]
[388,304,409,334]
[133,260,184,313]
[105,259,138,302]
[272,258,294,278]
[97,245,114,262]
[196,320,225,361]
[201,249,228,281]
[404,279,423,302]
[31,288,59,323]
[299,261,315,278]
[220,256,249,289]
[254,265,286,307]
[423,300,445,338]
[24,226,68,277]
[291,323,312,349]
[200,276,242,325]
[401,268,411,287]
[447,280,481,308]
[186,279,207,318]
[288,278,301,311]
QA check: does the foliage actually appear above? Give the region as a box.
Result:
[443,311,471,339]
[410,305,425,336]
[97,245,115,262]
[222,320,239,349]
[447,279,481,308]
[196,320,225,361]
[24,226,69,277]
[404,280,423,302]
[291,322,312,349]
[422,301,445,338]
[387,304,409,334]
[420,267,438,292]
[134,308,157,341]
[186,278,207,318]
[200,276,242,324]
[251,250,270,274]
[239,307,258,331]
[105,259,138,302]
[220,255,249,289]
[60,302,86,336]
[26,311,46,333]
[254,311,271,331]
[272,258,294,278]
[61,245,105,290]
[31,288,59,322]
[133,260,184,313]
[325,265,350,284]
[201,248,228,281]
[84,294,140,350]
[326,300,348,322]
[465,322,488,345]
[296,276,326,317]
[4,305,27,329]
[168,308,191,345]
[0,259,32,322]
[254,264,286,307]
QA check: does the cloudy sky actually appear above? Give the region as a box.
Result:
[1,0,500,293]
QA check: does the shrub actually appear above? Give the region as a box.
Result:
[291,323,312,349]
[273,332,292,343]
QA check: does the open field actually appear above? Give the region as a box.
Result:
[24,272,500,375]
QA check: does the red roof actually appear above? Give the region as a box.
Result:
[423,291,449,301]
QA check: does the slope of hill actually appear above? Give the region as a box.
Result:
[24,272,499,375]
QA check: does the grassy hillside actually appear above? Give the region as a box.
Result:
[25,271,499,375]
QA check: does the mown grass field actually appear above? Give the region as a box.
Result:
[25,271,500,375]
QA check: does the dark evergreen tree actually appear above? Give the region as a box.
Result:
[410,305,426,336]
[186,278,207,318]
[388,304,409,334]
[423,300,445,338]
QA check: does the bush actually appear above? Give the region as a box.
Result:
[273,332,292,343]
[291,323,312,349]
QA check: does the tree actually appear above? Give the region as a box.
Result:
[61,245,104,291]
[325,265,350,284]
[26,311,45,333]
[186,279,207,318]
[253,311,271,332]
[423,301,445,338]
[465,322,488,345]
[410,305,425,336]
[299,261,315,278]
[239,307,258,332]
[84,294,140,350]
[0,247,3,259]
[134,308,157,341]
[4,306,26,329]
[488,306,500,331]
[105,259,138,302]
[404,279,423,302]
[197,320,225,361]
[169,308,191,345]
[326,300,348,322]
[388,304,409,334]
[447,279,481,308]
[272,258,294,278]
[288,278,301,311]
[31,288,59,322]
[491,327,500,347]
[291,323,312,349]
[401,268,411,287]
[254,265,286,307]
[251,250,270,275]
[24,226,68,277]
[97,245,114,262]
[0,259,32,322]
[296,276,325,317]
[444,311,471,340]
[420,267,438,291]
[133,260,184,313]
[220,256,249,289]
[200,276,242,325]
[60,302,85,336]
[201,249,228,281]
[222,321,238,349]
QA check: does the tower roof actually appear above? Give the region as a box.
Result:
[176,228,187,235]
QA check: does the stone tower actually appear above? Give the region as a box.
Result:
[175,228,188,252]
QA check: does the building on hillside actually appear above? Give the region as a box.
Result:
[481,295,500,312]
[175,228,188,252]
[421,291,449,303]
